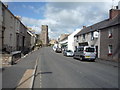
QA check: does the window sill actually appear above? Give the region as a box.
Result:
[108,53,112,56]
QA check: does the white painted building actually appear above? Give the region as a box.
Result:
[58,35,68,51]
[75,30,100,58]
[68,29,81,52]
[59,37,68,48]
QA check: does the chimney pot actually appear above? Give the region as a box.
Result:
[83,26,86,29]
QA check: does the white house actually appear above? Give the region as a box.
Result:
[68,29,81,52]
[59,37,68,49]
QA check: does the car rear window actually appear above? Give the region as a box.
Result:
[85,48,95,52]
[67,50,72,52]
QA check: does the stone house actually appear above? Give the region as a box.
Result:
[0,2,33,54]
[2,3,16,53]
[49,39,57,46]
[99,12,120,61]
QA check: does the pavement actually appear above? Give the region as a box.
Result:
[2,47,119,89]
[1,54,11,68]
[96,58,119,68]
[2,49,40,89]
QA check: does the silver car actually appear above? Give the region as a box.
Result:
[73,46,96,61]
[63,50,74,57]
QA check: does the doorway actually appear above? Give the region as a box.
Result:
[96,46,98,58]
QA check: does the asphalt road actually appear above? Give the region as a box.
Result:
[33,47,118,88]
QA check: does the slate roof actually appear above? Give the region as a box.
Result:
[75,14,120,37]
[60,35,69,41]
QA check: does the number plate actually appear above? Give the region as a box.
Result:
[86,56,90,58]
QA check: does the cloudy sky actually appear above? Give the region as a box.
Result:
[7,1,119,39]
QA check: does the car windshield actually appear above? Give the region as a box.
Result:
[66,50,72,52]
[85,48,95,52]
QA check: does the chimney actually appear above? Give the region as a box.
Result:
[118,1,120,9]
[83,26,86,29]
[109,9,120,19]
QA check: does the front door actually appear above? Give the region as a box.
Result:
[96,46,98,58]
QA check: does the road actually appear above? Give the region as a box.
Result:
[33,47,118,88]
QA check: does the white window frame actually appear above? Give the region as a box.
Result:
[91,32,94,40]
[108,45,112,54]
[83,34,85,40]
[108,29,112,38]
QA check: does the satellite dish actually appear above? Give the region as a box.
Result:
[94,31,99,38]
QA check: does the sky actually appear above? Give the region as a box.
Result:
[6,1,119,39]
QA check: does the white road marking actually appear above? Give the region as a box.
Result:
[39,55,42,88]
[39,71,42,88]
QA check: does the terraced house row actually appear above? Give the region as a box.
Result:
[74,5,120,61]
[0,2,36,54]
[58,2,120,62]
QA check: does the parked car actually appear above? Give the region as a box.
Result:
[53,46,56,51]
[73,46,96,61]
[63,50,74,57]
[56,48,62,53]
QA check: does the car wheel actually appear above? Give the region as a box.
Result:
[79,56,83,60]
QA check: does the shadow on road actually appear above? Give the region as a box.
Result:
[35,71,52,76]
[73,58,96,62]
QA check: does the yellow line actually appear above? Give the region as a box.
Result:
[16,69,34,89]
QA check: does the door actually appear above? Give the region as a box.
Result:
[22,36,25,50]
[96,46,98,58]
[16,34,19,50]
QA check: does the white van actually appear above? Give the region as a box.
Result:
[73,46,96,61]
[53,44,58,52]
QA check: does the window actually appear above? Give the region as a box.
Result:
[10,34,12,42]
[108,29,112,38]
[76,36,78,42]
[91,32,94,40]
[83,34,85,40]
[108,45,112,55]
[85,48,95,52]
[11,16,13,19]
[78,48,84,52]
[2,8,5,25]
